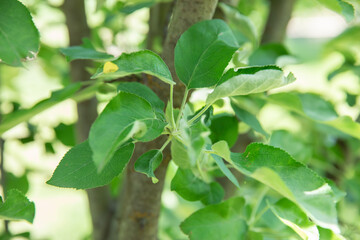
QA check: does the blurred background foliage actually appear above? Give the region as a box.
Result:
[0,0,359,239]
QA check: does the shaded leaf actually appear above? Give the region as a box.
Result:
[60,46,113,61]
[212,154,241,189]
[47,141,134,189]
[175,19,239,89]
[209,114,239,147]
[231,101,269,138]
[180,197,248,240]
[0,189,35,223]
[54,123,76,147]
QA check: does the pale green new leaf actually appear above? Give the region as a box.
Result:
[316,0,354,22]
[206,66,295,104]
[180,197,247,240]
[212,141,340,233]
[47,142,134,189]
[89,92,166,171]
[270,198,319,240]
[318,227,346,240]
[91,50,175,85]
[134,149,163,183]
[0,0,40,66]
[174,19,239,89]
[0,189,35,223]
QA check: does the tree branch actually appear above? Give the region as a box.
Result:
[62,1,113,239]
[261,0,297,44]
[109,1,218,239]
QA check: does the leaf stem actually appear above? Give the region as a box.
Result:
[187,104,211,125]
[159,136,172,152]
[169,85,176,130]
[176,88,189,128]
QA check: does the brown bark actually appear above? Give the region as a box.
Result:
[261,0,297,44]
[62,1,113,240]
[109,1,218,239]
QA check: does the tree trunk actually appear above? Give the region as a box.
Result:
[109,1,218,239]
[261,0,297,44]
[62,1,113,240]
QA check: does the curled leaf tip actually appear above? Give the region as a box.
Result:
[103,61,118,73]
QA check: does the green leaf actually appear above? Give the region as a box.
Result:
[174,19,239,89]
[265,92,360,139]
[201,182,224,205]
[134,149,163,183]
[0,0,40,66]
[212,154,241,189]
[209,114,239,148]
[180,197,248,240]
[171,168,211,201]
[60,46,114,61]
[89,92,166,171]
[231,101,269,138]
[0,189,35,223]
[318,227,346,240]
[269,130,312,163]
[47,141,134,189]
[117,82,165,120]
[4,172,29,195]
[92,50,175,85]
[206,66,295,104]
[54,123,76,147]
[171,118,210,168]
[212,141,340,233]
[270,198,319,240]
[316,0,354,22]
[219,3,258,47]
[249,43,290,66]
[0,83,82,135]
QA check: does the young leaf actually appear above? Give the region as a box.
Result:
[0,0,40,66]
[134,149,163,183]
[0,83,82,135]
[270,198,319,240]
[60,46,114,61]
[47,141,134,189]
[89,92,166,171]
[180,197,247,240]
[171,119,210,168]
[231,101,269,138]
[174,19,239,89]
[91,50,175,85]
[212,141,340,233]
[0,189,35,223]
[206,66,295,104]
